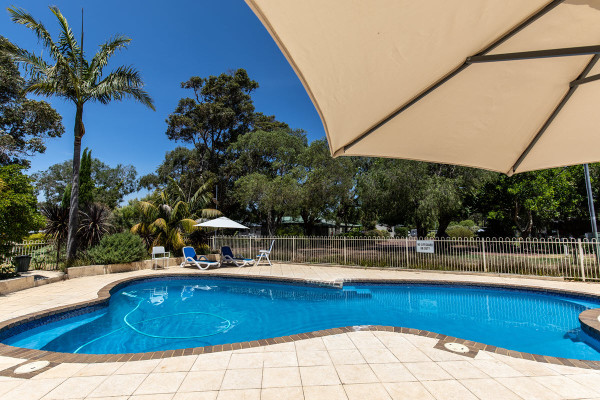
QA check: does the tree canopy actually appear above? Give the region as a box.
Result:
[0,37,63,167]
[34,156,138,209]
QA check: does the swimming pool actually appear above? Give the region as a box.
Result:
[2,277,600,360]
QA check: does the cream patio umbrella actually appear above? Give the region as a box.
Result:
[244,0,600,176]
[194,217,249,230]
[195,217,250,245]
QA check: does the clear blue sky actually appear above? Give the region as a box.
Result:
[2,0,325,198]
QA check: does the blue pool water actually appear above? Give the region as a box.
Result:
[3,278,600,359]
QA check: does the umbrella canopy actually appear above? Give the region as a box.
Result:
[194,217,249,229]
[245,0,600,175]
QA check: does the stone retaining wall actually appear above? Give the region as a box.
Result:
[66,257,184,279]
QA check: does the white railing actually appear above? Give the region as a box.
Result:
[212,236,600,281]
[9,240,58,270]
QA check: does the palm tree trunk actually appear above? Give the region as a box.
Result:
[66,104,84,263]
[55,240,61,270]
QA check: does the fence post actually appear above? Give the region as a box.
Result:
[343,237,347,264]
[481,239,488,272]
[405,237,409,268]
[578,239,587,282]
[292,236,296,262]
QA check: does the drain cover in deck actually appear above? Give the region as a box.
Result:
[443,342,470,353]
[14,361,50,374]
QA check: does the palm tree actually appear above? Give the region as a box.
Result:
[131,182,221,252]
[78,203,113,249]
[1,6,155,264]
[41,204,69,268]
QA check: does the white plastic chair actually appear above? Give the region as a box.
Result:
[256,240,275,266]
[151,246,170,269]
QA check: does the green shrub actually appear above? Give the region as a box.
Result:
[394,226,409,237]
[358,259,388,268]
[446,225,475,238]
[338,227,391,238]
[0,263,18,280]
[337,227,362,237]
[276,225,304,236]
[87,232,147,265]
[363,229,390,238]
[196,243,211,255]
[459,219,477,229]
[25,232,49,241]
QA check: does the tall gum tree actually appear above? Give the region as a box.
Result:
[1,6,154,262]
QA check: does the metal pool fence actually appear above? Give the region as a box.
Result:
[213,236,600,281]
[9,240,58,270]
[9,236,600,280]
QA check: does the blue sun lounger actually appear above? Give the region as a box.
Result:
[221,246,255,267]
[181,246,220,270]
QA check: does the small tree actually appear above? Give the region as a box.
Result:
[61,148,93,208]
[41,204,69,268]
[0,165,44,260]
[78,203,112,249]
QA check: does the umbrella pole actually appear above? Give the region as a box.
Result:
[584,164,600,266]
[584,164,598,239]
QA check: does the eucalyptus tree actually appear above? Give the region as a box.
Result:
[1,6,154,263]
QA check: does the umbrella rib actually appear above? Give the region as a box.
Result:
[570,72,600,87]
[340,0,565,155]
[467,45,600,63]
[510,54,600,175]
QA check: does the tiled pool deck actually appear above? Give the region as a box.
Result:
[1,263,600,400]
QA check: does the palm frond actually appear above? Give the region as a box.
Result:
[151,218,168,231]
[26,80,71,99]
[41,204,69,242]
[49,6,82,69]
[0,43,50,80]
[200,208,222,218]
[169,177,186,200]
[88,66,155,109]
[171,231,186,251]
[88,35,131,77]
[189,181,214,208]
[180,218,197,233]
[171,200,190,220]
[78,203,112,248]
[137,201,157,217]
[7,6,66,64]
[130,222,143,234]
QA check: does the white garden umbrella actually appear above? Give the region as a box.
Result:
[194,217,249,230]
[244,0,600,176]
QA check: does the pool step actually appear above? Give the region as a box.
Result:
[342,286,372,298]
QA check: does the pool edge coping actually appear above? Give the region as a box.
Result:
[0,271,599,370]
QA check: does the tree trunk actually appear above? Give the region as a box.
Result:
[55,241,61,270]
[301,210,315,236]
[66,104,84,263]
[416,220,427,238]
[436,215,451,238]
